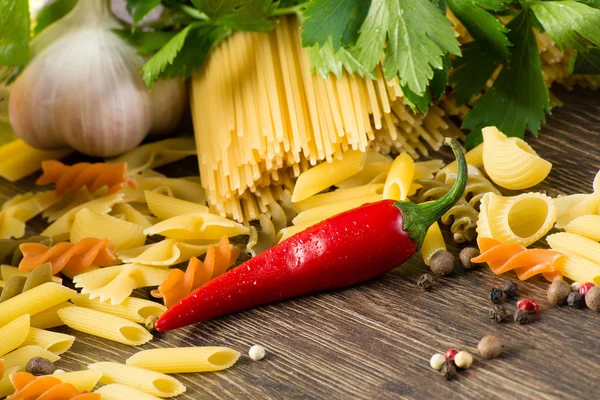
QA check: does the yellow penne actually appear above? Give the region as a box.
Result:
[111,203,154,229]
[482,126,552,190]
[477,192,556,247]
[554,191,600,229]
[292,194,382,227]
[73,264,170,305]
[547,232,600,262]
[0,191,62,239]
[276,223,312,243]
[96,384,162,400]
[117,239,210,267]
[30,302,73,329]
[0,139,72,182]
[383,153,415,201]
[292,150,367,202]
[0,282,75,327]
[22,327,75,355]
[564,215,600,241]
[70,209,146,250]
[0,314,30,357]
[145,191,209,220]
[0,265,62,284]
[58,307,153,346]
[42,193,125,241]
[554,252,600,285]
[421,222,446,266]
[293,184,384,212]
[51,369,103,392]
[89,362,186,397]
[71,294,166,323]
[144,212,249,240]
[126,347,240,373]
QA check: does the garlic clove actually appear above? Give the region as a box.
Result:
[148,78,188,137]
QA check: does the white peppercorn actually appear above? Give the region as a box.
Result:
[429,353,446,370]
[249,344,266,361]
[454,351,473,369]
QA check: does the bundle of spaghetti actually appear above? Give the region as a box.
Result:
[191,16,464,222]
[473,237,565,281]
[7,372,100,400]
[37,160,137,195]
[19,237,116,276]
[151,236,239,307]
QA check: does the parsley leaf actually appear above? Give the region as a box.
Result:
[352,0,460,97]
[450,40,500,105]
[402,84,432,114]
[191,0,277,31]
[307,39,373,78]
[463,10,549,145]
[575,0,600,9]
[141,22,231,88]
[301,0,370,51]
[531,1,600,51]
[447,0,511,60]
[570,47,600,73]
[113,30,177,55]
[430,53,451,100]
[126,0,162,27]
[33,0,76,36]
[0,0,30,68]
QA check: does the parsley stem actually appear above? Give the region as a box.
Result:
[271,4,305,16]
[163,0,209,21]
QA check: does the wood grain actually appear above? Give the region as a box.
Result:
[2,86,600,399]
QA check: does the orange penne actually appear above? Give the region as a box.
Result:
[473,237,565,281]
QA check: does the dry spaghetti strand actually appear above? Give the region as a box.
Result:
[37,160,137,195]
[8,372,100,400]
[19,237,116,276]
[473,237,565,281]
[151,236,240,307]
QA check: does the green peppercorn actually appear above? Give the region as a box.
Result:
[502,281,518,298]
[26,357,55,376]
[417,274,434,291]
[145,315,158,332]
[430,251,456,276]
[488,287,505,304]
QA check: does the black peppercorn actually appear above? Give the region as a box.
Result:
[514,309,532,324]
[567,292,587,309]
[417,274,434,291]
[489,304,509,322]
[502,281,518,298]
[441,360,457,381]
[26,357,55,376]
[488,287,505,304]
[145,315,158,332]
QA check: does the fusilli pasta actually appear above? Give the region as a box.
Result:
[0,236,53,266]
[0,263,53,303]
[7,371,100,400]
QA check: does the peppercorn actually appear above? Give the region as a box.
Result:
[516,299,539,313]
[26,357,55,376]
[579,282,596,296]
[459,247,482,269]
[514,309,532,324]
[489,304,509,322]
[567,292,587,309]
[584,286,600,311]
[430,251,456,276]
[249,344,266,361]
[477,335,503,359]
[429,353,446,370]
[547,280,570,305]
[145,315,158,332]
[488,287,505,304]
[441,360,458,381]
[502,281,518,298]
[445,348,458,360]
[417,274,434,291]
[571,282,581,292]
[454,351,473,369]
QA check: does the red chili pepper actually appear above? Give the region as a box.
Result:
[155,138,468,332]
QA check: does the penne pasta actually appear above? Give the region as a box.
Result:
[421,222,446,266]
[0,265,62,284]
[293,184,384,212]
[145,191,209,220]
[126,347,240,373]
[3,345,60,370]
[546,232,600,285]
[70,209,146,250]
[22,327,75,355]
[95,384,162,400]
[0,282,75,327]
[117,239,212,267]
[0,139,72,182]
[51,370,103,392]
[564,215,600,241]
[292,194,382,227]
[383,153,415,201]
[30,302,73,329]
[89,362,185,397]
[0,191,62,239]
[292,150,367,202]
[144,212,249,241]
[71,294,167,323]
[58,307,153,346]
[0,314,30,357]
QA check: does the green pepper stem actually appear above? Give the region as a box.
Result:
[394,138,468,249]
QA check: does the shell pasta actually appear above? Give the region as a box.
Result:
[70,209,146,250]
[117,239,212,267]
[126,347,240,373]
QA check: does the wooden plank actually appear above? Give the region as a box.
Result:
[1,86,599,399]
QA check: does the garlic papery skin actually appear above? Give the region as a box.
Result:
[9,0,186,157]
[148,78,188,136]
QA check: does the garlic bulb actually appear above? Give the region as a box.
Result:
[9,0,186,157]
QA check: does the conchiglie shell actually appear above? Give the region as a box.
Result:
[482,126,552,190]
[143,213,249,240]
[70,209,146,250]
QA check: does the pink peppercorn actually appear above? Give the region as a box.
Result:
[516,299,539,313]
[445,348,458,360]
[579,282,596,296]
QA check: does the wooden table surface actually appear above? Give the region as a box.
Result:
[1,86,600,400]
